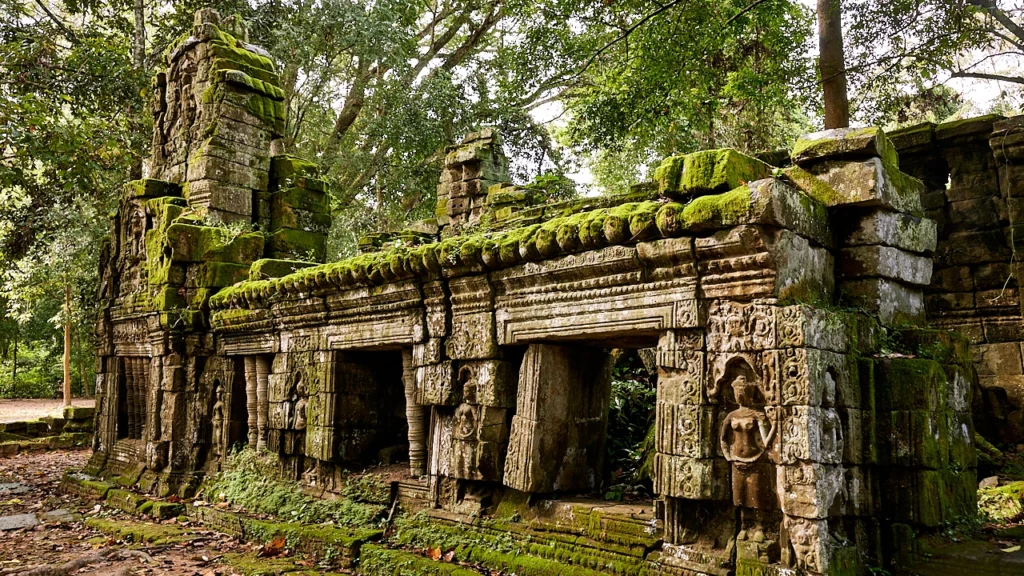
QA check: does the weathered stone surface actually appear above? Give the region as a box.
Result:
[655,149,772,198]
[792,126,898,166]
[843,210,937,253]
[503,344,612,493]
[807,158,924,214]
[839,278,925,326]
[0,513,38,531]
[838,246,933,286]
[94,17,996,574]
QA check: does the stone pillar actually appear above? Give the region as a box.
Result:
[402,349,428,476]
[792,127,931,325]
[244,356,258,447]
[255,355,271,451]
[503,344,612,493]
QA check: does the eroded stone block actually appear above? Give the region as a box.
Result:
[652,453,730,500]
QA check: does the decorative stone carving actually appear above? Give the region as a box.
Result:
[784,516,829,573]
[707,301,776,352]
[211,380,225,459]
[719,366,778,510]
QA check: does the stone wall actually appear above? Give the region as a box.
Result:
[88,11,986,575]
[892,115,1024,444]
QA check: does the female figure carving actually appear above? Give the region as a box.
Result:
[211,381,225,458]
[719,372,777,510]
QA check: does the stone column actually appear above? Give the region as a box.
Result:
[503,344,612,493]
[255,355,271,452]
[244,356,258,447]
[402,349,428,476]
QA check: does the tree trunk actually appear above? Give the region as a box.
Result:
[132,0,145,69]
[75,318,87,397]
[63,283,71,406]
[817,0,850,129]
[130,0,146,180]
[11,323,17,397]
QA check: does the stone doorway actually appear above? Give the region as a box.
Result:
[331,350,409,467]
[227,361,249,451]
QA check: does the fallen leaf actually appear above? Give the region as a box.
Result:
[1003,545,1021,553]
[442,550,455,563]
[427,547,441,561]
[258,537,287,558]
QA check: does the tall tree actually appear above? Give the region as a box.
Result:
[817,0,850,128]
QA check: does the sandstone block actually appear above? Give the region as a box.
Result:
[807,158,923,214]
[928,266,973,293]
[455,360,515,407]
[652,453,730,500]
[656,355,707,405]
[655,149,772,198]
[777,462,845,519]
[839,278,924,326]
[842,210,937,253]
[838,246,932,286]
[936,230,1012,266]
[792,126,897,166]
[879,410,949,469]
[780,406,844,464]
[655,403,716,458]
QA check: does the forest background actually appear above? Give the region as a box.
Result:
[0,0,1021,400]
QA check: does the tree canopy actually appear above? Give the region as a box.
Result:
[1,0,1022,398]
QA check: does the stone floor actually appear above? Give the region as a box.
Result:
[0,398,94,423]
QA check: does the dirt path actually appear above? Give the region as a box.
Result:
[0,399,95,423]
[0,449,254,575]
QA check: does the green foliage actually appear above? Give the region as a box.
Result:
[606,350,656,491]
[546,0,815,192]
[0,340,62,398]
[202,448,387,527]
[978,480,1024,523]
[845,1,1024,122]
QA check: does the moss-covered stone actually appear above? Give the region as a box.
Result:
[85,517,188,545]
[249,258,316,280]
[137,500,185,520]
[127,178,182,199]
[655,149,772,198]
[655,185,753,234]
[791,126,899,167]
[271,155,320,181]
[165,223,264,263]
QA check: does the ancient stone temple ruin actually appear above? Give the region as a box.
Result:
[84,9,1024,576]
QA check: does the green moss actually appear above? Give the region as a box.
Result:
[271,155,320,181]
[979,480,1024,522]
[138,500,185,520]
[627,202,659,240]
[268,228,326,262]
[202,449,386,528]
[603,203,639,245]
[85,518,188,545]
[534,217,566,258]
[656,149,770,198]
[497,224,539,265]
[779,166,845,206]
[249,258,315,280]
[792,126,899,167]
[578,209,610,249]
[555,212,586,253]
[679,185,752,228]
[359,544,481,576]
[127,178,181,199]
